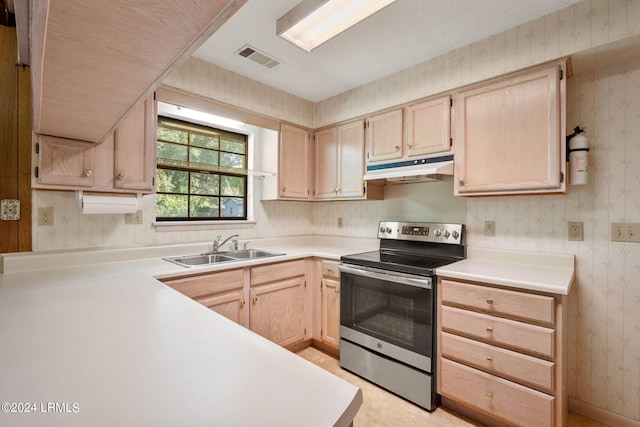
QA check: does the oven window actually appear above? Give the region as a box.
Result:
[341,271,432,357]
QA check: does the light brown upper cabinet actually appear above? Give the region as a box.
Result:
[405,95,452,157]
[315,120,381,200]
[30,0,245,143]
[278,123,313,200]
[453,59,568,196]
[365,109,404,163]
[34,96,157,194]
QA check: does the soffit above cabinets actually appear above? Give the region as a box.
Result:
[30,0,246,143]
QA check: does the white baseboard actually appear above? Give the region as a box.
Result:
[569,398,640,427]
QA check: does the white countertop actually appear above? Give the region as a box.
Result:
[0,236,376,427]
[435,247,575,295]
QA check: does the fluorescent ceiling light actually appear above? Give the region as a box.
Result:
[277,0,396,52]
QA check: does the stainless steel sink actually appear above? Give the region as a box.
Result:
[163,249,284,268]
[163,253,236,267]
[225,249,284,260]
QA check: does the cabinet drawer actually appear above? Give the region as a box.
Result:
[441,279,555,325]
[163,269,244,299]
[251,259,306,286]
[441,305,555,358]
[321,260,340,279]
[440,358,554,427]
[441,332,555,393]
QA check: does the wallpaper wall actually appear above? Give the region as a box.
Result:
[30,0,640,423]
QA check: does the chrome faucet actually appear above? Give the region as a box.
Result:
[212,234,239,253]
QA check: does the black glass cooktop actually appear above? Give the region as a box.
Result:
[341,249,460,276]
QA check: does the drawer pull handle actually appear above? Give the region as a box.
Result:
[486,393,493,401]
[486,297,493,304]
[486,356,493,362]
[486,326,493,333]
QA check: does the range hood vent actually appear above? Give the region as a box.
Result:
[236,45,281,69]
[363,155,454,183]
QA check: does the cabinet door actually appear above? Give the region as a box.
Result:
[405,95,451,157]
[365,109,403,163]
[279,123,311,199]
[37,135,95,187]
[321,277,340,348]
[338,120,365,198]
[250,277,306,347]
[198,291,246,327]
[114,96,156,192]
[454,62,566,195]
[314,127,339,199]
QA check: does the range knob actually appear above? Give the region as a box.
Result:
[380,227,385,233]
[443,230,451,238]
[385,227,392,234]
[434,229,442,237]
[452,230,460,239]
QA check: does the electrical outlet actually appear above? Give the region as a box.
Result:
[337,217,344,228]
[38,207,54,226]
[125,210,144,225]
[484,220,495,237]
[611,222,640,243]
[567,221,583,241]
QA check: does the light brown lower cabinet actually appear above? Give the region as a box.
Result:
[249,260,307,348]
[162,268,246,327]
[437,278,567,427]
[162,258,311,350]
[320,260,341,350]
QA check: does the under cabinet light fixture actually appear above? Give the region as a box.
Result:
[277,0,396,52]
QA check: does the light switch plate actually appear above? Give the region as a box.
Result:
[611,222,640,243]
[1,199,20,221]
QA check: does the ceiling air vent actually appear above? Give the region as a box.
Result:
[236,45,281,69]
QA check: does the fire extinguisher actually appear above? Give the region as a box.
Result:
[566,126,588,185]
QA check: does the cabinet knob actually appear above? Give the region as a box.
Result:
[83,169,92,177]
[252,296,258,304]
[281,186,286,192]
[116,173,124,180]
[486,297,493,304]
[240,300,246,307]
[407,143,412,149]
[458,178,464,186]
[335,288,340,294]
[486,356,493,362]
[486,326,493,333]
[395,145,400,151]
[486,393,493,401]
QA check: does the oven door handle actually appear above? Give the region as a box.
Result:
[339,264,432,289]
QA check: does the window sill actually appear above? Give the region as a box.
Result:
[153,220,256,232]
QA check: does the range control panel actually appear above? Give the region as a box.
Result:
[377,221,465,244]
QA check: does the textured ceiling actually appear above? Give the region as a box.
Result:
[194,0,583,102]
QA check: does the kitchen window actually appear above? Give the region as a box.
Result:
[156,117,248,221]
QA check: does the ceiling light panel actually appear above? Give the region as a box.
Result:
[277,0,396,52]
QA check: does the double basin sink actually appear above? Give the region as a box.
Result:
[163,249,285,268]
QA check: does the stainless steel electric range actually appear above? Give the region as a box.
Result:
[339,221,466,411]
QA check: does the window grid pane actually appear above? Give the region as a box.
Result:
[156,117,247,221]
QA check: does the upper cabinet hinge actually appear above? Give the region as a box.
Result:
[450,98,453,107]
[304,280,307,288]
[560,69,564,80]
[152,176,155,187]
[560,171,564,183]
[34,166,39,178]
[35,143,40,154]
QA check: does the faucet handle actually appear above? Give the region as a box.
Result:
[243,241,250,250]
[232,237,239,251]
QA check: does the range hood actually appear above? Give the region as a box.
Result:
[363,155,454,183]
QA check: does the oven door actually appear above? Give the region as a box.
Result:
[339,263,434,372]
